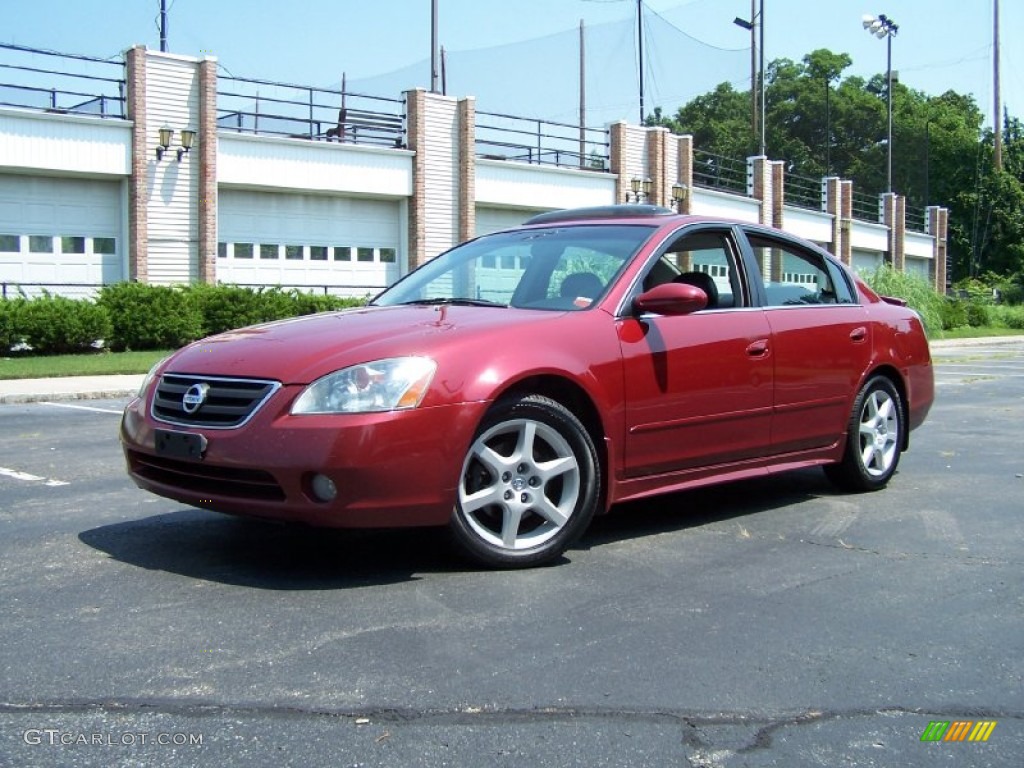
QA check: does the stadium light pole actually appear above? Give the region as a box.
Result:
[862,13,898,193]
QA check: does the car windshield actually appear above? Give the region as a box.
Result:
[374,224,656,311]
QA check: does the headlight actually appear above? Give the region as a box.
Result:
[291,357,437,415]
[137,355,171,398]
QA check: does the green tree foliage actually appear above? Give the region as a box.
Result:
[648,49,1023,283]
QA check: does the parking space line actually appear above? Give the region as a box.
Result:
[40,402,124,415]
[0,466,69,487]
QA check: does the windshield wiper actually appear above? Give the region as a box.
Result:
[397,298,507,308]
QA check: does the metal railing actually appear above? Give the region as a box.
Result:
[784,173,823,212]
[905,208,927,233]
[1,282,106,300]
[0,43,125,118]
[475,111,609,170]
[692,150,748,194]
[0,281,384,301]
[851,190,880,223]
[227,282,383,298]
[217,75,405,148]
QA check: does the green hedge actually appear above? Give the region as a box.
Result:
[98,283,204,352]
[3,283,368,356]
[2,294,112,355]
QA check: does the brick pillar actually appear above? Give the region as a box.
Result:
[676,134,693,214]
[197,58,218,284]
[649,128,668,207]
[770,160,785,229]
[894,196,906,272]
[405,89,427,270]
[749,156,771,225]
[125,46,148,282]
[840,180,853,266]
[457,97,476,244]
[824,177,842,258]
[609,122,628,204]
[880,193,898,265]
[929,206,949,293]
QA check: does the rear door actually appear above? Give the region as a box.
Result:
[618,226,774,477]
[739,228,872,454]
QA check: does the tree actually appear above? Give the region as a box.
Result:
[649,49,1023,282]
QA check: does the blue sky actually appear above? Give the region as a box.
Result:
[3,0,1020,129]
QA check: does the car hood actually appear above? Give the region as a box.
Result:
[165,304,566,384]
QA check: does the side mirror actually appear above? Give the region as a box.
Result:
[633,282,708,316]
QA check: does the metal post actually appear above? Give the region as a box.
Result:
[637,0,645,123]
[160,0,168,52]
[430,0,439,93]
[759,0,765,156]
[886,32,893,193]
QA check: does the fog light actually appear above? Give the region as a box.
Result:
[310,473,337,502]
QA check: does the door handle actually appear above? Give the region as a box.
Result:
[746,339,769,357]
[850,326,868,343]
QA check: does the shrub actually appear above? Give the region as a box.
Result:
[187,283,270,336]
[98,282,203,351]
[965,300,990,327]
[288,290,367,315]
[863,266,945,336]
[0,298,27,351]
[990,305,1024,329]
[16,293,112,354]
[939,298,969,330]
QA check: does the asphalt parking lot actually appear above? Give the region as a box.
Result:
[1,341,1021,767]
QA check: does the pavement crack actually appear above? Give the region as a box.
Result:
[799,537,1018,567]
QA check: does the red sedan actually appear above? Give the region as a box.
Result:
[121,206,934,568]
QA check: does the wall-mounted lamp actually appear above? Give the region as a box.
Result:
[156,127,196,161]
[671,182,689,212]
[627,177,653,204]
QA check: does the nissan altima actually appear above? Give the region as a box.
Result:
[121,205,934,568]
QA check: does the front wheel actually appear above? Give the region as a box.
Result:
[825,376,903,492]
[451,395,600,568]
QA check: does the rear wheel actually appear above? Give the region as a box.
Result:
[451,394,600,568]
[825,376,903,492]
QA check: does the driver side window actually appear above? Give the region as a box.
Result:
[642,231,742,309]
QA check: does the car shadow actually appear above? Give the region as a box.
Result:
[78,509,464,590]
[79,469,837,588]
[581,467,835,549]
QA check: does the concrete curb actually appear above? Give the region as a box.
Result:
[0,375,143,405]
[929,335,1023,349]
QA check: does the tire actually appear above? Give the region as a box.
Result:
[825,375,904,492]
[450,394,600,568]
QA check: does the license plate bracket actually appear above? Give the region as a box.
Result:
[155,429,207,460]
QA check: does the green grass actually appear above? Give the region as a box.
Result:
[0,349,173,380]
[938,326,1024,340]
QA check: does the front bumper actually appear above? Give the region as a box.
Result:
[120,384,487,528]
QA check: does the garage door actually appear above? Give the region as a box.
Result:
[475,206,543,238]
[0,174,123,297]
[217,189,403,298]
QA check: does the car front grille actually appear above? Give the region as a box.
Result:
[152,374,281,429]
[127,450,287,501]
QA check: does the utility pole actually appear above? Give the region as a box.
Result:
[579,20,586,167]
[159,0,168,52]
[637,0,645,124]
[994,0,1003,171]
[430,0,439,93]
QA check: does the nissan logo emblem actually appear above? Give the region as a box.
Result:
[182,382,210,414]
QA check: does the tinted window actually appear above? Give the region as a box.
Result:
[746,234,848,307]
